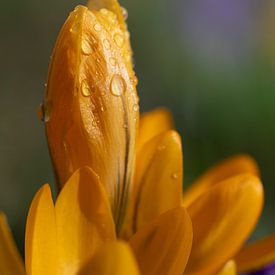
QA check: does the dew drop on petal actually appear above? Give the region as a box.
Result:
[121,7,128,20]
[171,173,179,180]
[157,145,166,151]
[114,33,124,47]
[110,74,126,96]
[103,39,111,50]
[133,104,139,112]
[100,9,108,15]
[109,57,117,66]
[81,40,93,55]
[131,76,138,86]
[81,80,92,97]
[70,22,80,33]
[37,101,51,122]
[94,23,102,32]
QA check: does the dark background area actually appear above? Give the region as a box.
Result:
[0,0,274,252]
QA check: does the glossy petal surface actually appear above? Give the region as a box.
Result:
[134,130,183,230]
[218,260,236,275]
[137,108,174,151]
[25,185,58,275]
[25,167,116,275]
[122,130,183,238]
[0,213,24,275]
[130,207,193,275]
[45,6,139,227]
[55,166,116,274]
[78,241,140,275]
[183,155,259,207]
[236,234,275,272]
[185,174,263,275]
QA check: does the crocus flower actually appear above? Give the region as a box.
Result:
[0,0,268,274]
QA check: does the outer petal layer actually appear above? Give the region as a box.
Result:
[45,5,139,228]
[130,207,193,275]
[235,234,275,272]
[25,185,58,275]
[0,213,24,275]
[137,108,174,151]
[78,241,140,275]
[25,167,116,275]
[185,174,264,275]
[183,155,259,207]
[55,167,116,274]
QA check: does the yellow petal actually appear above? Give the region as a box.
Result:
[129,207,193,275]
[183,155,259,207]
[135,130,183,230]
[25,184,58,275]
[55,166,116,274]
[78,241,140,275]
[0,213,24,275]
[137,108,174,151]
[122,130,183,238]
[185,174,264,275]
[218,260,236,275]
[235,234,275,272]
[87,0,134,73]
[44,5,139,228]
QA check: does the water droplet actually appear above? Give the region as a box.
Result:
[109,57,117,66]
[44,83,47,88]
[171,173,179,180]
[114,33,124,47]
[81,80,92,97]
[157,145,166,151]
[123,123,128,129]
[133,104,139,112]
[110,74,126,96]
[37,101,51,122]
[37,103,44,121]
[100,9,108,15]
[94,23,102,32]
[121,7,128,20]
[81,40,93,55]
[131,76,138,86]
[103,39,111,50]
[100,106,106,112]
[96,58,101,63]
[70,23,80,33]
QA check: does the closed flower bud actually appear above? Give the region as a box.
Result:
[43,5,139,229]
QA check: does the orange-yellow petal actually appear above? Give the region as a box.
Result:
[135,130,183,230]
[0,213,24,275]
[129,207,193,275]
[218,260,236,275]
[25,185,58,275]
[86,0,134,72]
[183,155,259,207]
[185,174,264,275]
[235,234,275,272]
[137,108,174,151]
[122,130,183,238]
[78,241,140,275]
[55,166,116,274]
[44,5,139,228]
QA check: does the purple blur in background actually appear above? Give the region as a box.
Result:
[179,0,261,69]
[248,263,275,275]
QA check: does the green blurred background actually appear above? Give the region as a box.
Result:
[0,0,275,252]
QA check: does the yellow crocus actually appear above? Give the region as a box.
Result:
[0,0,268,274]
